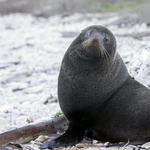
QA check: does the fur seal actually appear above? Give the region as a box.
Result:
[40,25,150,149]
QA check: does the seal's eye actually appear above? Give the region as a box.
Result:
[85,29,95,38]
[103,36,109,45]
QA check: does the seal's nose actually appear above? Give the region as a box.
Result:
[93,38,98,43]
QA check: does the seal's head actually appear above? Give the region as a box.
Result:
[68,25,116,63]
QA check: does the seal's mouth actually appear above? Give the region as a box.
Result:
[82,36,105,57]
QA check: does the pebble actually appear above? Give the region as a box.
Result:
[33,141,42,147]
[23,146,31,150]
[92,140,99,144]
[35,135,49,143]
[104,142,110,147]
[66,147,71,150]
[141,142,150,149]
[76,143,85,148]
[96,143,104,147]
[70,146,79,150]
[57,147,66,150]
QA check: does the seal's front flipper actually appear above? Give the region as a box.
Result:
[40,122,85,149]
[40,132,81,149]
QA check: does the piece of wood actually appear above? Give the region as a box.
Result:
[0,115,68,146]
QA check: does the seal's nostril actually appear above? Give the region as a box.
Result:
[93,38,98,43]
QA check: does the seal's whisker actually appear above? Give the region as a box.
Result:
[69,50,75,56]
[103,49,109,64]
[69,43,84,55]
[103,50,106,61]
[82,43,87,49]
[105,49,111,59]
[69,42,81,49]
[82,40,89,49]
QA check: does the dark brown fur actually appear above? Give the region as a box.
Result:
[40,25,150,149]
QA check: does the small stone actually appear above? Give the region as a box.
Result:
[93,140,99,144]
[34,141,42,145]
[23,146,31,150]
[104,142,109,146]
[57,147,66,150]
[26,118,34,124]
[32,142,42,150]
[84,143,104,149]
[76,143,85,148]
[35,135,49,143]
[21,101,31,106]
[70,146,79,150]
[66,146,71,150]
[44,94,58,104]
[141,142,150,149]
[96,143,104,147]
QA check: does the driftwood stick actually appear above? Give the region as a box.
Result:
[0,115,68,146]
